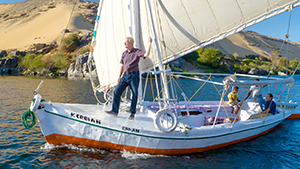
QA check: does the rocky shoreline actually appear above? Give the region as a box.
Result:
[0,50,97,78]
[0,29,98,78]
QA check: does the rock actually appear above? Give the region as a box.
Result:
[0,57,20,74]
[169,58,182,68]
[36,43,47,50]
[62,29,70,33]
[0,59,5,67]
[26,43,56,54]
[79,32,92,46]
[0,50,7,58]
[20,51,27,57]
[30,72,37,76]
[40,43,57,54]
[48,73,55,77]
[48,5,56,9]
[67,63,75,76]
[67,52,96,78]
[27,43,46,53]
[4,57,18,69]
[248,68,261,75]
[258,56,269,61]
[58,69,67,76]
[9,50,21,56]
[37,68,47,76]
[278,71,287,76]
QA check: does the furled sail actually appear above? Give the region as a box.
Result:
[93,0,297,89]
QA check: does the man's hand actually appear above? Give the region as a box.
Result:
[144,37,153,57]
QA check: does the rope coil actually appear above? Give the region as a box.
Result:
[21,108,37,129]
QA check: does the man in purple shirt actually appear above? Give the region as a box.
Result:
[106,37,152,120]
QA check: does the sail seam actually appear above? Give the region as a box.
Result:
[157,0,200,44]
[234,0,245,21]
[205,0,220,34]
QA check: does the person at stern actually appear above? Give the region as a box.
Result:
[261,93,276,115]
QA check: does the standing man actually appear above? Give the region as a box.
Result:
[106,37,152,120]
[244,78,267,110]
[228,86,243,114]
[261,93,276,115]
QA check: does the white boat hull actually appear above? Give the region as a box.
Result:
[36,101,291,155]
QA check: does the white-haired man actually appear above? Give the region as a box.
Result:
[106,37,152,120]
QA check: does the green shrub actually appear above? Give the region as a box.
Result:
[78,46,90,55]
[243,58,251,64]
[182,51,202,68]
[241,64,250,73]
[290,58,299,69]
[276,57,288,67]
[229,54,235,60]
[54,53,70,70]
[19,53,45,71]
[197,47,223,68]
[61,34,80,52]
[196,48,204,56]
[233,64,240,70]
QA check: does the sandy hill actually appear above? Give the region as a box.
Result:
[209,31,300,61]
[0,0,97,50]
[0,0,300,61]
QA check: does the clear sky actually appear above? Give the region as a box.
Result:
[1,0,299,42]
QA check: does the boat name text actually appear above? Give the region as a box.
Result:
[122,126,140,133]
[70,112,101,125]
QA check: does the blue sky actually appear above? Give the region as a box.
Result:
[1,0,299,42]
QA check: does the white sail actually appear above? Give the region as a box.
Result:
[93,0,297,88]
[93,1,132,88]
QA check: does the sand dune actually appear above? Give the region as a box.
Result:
[0,0,94,50]
[210,31,300,60]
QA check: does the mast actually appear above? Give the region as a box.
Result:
[129,0,144,105]
[146,0,170,101]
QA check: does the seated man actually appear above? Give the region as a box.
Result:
[244,78,267,110]
[261,93,276,115]
[228,86,243,114]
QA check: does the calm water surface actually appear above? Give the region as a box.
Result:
[0,75,300,168]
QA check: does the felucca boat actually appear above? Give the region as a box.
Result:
[23,0,299,155]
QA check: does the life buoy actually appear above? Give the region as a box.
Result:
[154,109,178,133]
[30,94,42,112]
[104,86,114,102]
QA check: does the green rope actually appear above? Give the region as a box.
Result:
[21,108,37,129]
[21,96,45,129]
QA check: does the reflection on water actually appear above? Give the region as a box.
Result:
[0,75,300,168]
[0,76,97,168]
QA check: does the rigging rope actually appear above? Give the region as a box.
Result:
[268,8,293,78]
[188,74,211,101]
[34,2,77,94]
[171,76,187,100]
[285,8,292,76]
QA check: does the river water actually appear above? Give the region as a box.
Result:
[1,75,300,168]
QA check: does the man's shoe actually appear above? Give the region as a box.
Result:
[105,110,118,117]
[128,114,135,120]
